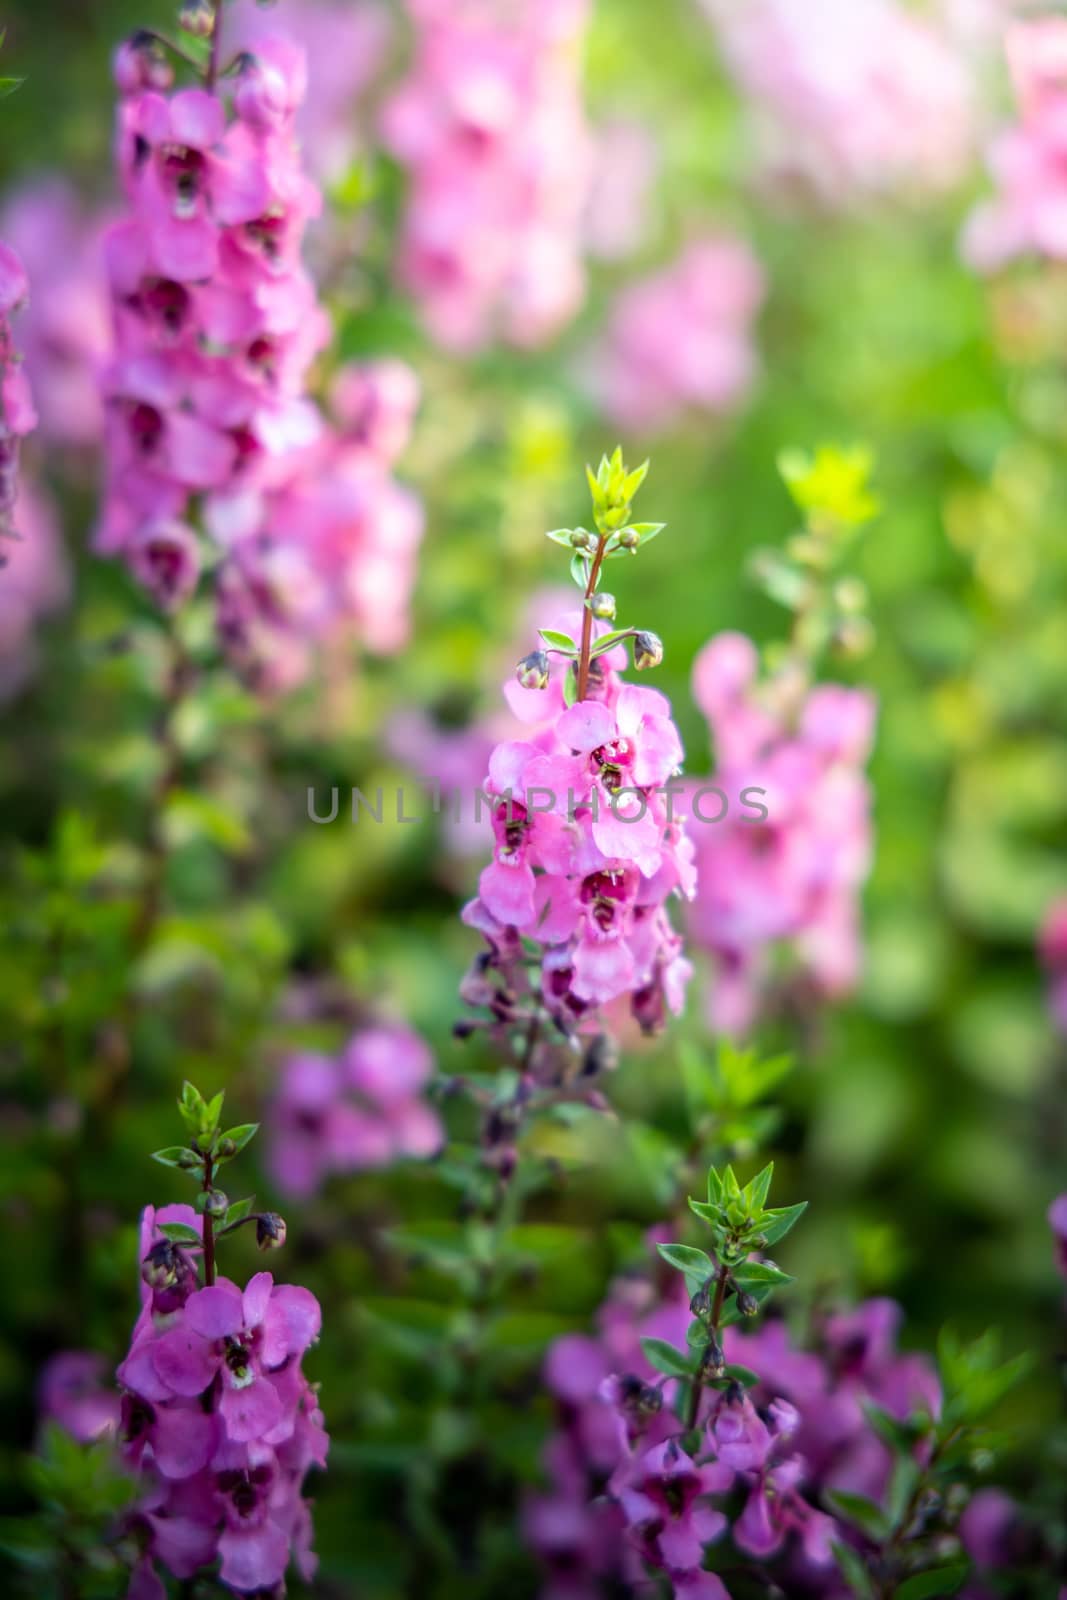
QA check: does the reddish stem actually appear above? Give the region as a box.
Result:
[202,1156,217,1286]
[575,535,609,701]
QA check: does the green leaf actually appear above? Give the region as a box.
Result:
[760,1202,808,1246]
[640,1337,694,1380]
[824,1491,889,1541]
[721,1363,760,1388]
[657,1243,714,1298]
[152,1146,195,1170]
[732,1261,794,1290]
[588,628,634,658]
[562,668,578,707]
[0,76,24,99]
[895,1565,969,1600]
[223,1196,255,1228]
[688,1197,721,1225]
[544,528,574,547]
[707,1166,724,1205]
[539,628,577,652]
[156,1222,201,1245]
[218,1123,259,1159]
[569,552,589,589]
[862,1402,923,1455]
[203,1090,225,1138]
[832,1541,876,1600]
[656,1243,713,1278]
[744,1161,774,1212]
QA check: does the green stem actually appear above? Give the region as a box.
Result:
[686,1260,730,1429]
[202,1156,217,1286]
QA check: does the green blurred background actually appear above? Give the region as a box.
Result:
[1,0,1066,1594]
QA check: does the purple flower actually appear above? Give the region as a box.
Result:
[117,1211,327,1595]
[267,1024,442,1199]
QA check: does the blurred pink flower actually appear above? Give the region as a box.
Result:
[221,0,391,185]
[0,239,36,535]
[588,236,764,434]
[0,477,71,702]
[381,0,593,351]
[38,1351,120,1445]
[267,1024,441,1200]
[963,21,1067,270]
[0,179,110,450]
[686,631,875,1035]
[702,0,974,207]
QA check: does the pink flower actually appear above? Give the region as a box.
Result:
[588,237,764,435]
[267,1024,442,1199]
[963,21,1067,270]
[1039,899,1067,1037]
[38,1352,121,1445]
[1049,1194,1067,1280]
[381,0,593,350]
[461,607,693,1035]
[117,1212,327,1596]
[702,0,973,208]
[0,179,110,451]
[686,630,875,1034]
[0,238,37,536]
[0,477,71,703]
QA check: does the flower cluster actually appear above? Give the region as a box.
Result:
[687,631,875,1035]
[1039,897,1067,1038]
[0,178,110,451]
[460,456,693,1077]
[0,239,37,535]
[381,0,593,351]
[267,1023,442,1200]
[589,236,764,436]
[213,357,424,693]
[964,20,1067,271]
[700,0,972,207]
[527,1173,943,1599]
[116,1083,327,1597]
[99,33,327,569]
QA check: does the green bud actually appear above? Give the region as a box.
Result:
[619,528,640,551]
[203,1190,229,1218]
[590,592,616,621]
[569,528,594,550]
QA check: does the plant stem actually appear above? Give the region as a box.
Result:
[686,1260,730,1429]
[575,534,609,701]
[206,0,224,91]
[202,1156,217,1286]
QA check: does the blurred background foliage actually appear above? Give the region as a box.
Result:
[1,0,1066,1595]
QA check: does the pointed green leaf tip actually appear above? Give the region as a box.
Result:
[640,1337,694,1379]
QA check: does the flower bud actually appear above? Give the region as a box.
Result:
[515,650,550,690]
[256,1212,287,1251]
[581,1032,619,1077]
[569,528,593,550]
[633,631,663,671]
[590,592,616,621]
[142,1239,182,1290]
[619,528,640,551]
[737,1291,760,1317]
[179,0,215,38]
[216,1138,237,1159]
[202,1190,229,1218]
